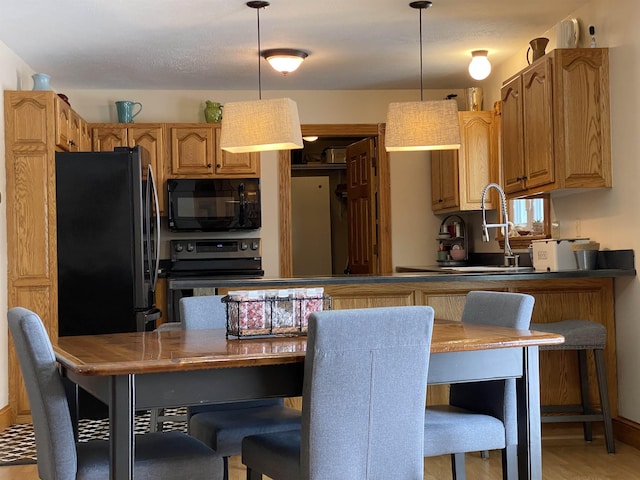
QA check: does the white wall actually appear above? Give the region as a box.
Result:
[0,40,35,410]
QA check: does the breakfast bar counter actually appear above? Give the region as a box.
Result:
[165,259,634,430]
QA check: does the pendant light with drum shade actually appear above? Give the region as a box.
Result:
[385,1,460,152]
[220,1,303,154]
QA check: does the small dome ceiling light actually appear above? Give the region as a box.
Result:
[262,49,308,75]
[468,50,491,81]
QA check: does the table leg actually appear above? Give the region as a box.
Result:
[110,374,135,480]
[517,346,542,480]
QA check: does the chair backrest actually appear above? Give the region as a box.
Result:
[8,307,77,480]
[301,306,435,480]
[179,295,226,329]
[451,291,535,445]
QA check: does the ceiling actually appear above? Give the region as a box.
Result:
[1,0,589,91]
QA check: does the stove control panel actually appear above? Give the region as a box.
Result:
[171,238,261,262]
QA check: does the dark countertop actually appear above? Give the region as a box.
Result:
[166,250,635,290]
[167,267,635,290]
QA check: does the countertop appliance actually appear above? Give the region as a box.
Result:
[531,238,590,271]
[56,146,161,336]
[167,178,261,232]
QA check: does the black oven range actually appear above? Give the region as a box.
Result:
[169,238,263,277]
[166,238,264,322]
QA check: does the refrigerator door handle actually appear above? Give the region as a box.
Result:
[146,164,161,293]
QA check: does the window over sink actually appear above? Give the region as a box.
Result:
[499,194,551,250]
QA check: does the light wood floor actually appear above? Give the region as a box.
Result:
[1,434,639,480]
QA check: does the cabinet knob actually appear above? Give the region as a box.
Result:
[207,164,212,168]
[69,140,76,147]
[216,164,221,168]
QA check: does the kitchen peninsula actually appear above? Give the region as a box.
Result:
[168,259,634,435]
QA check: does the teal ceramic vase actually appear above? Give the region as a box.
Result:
[32,73,51,91]
[204,101,223,123]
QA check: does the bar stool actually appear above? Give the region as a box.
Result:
[530,319,615,453]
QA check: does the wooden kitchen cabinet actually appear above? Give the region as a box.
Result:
[214,126,260,176]
[431,149,459,211]
[166,124,260,178]
[4,90,60,421]
[431,111,495,213]
[54,94,89,152]
[91,123,166,214]
[167,123,215,176]
[500,48,611,197]
[70,109,92,151]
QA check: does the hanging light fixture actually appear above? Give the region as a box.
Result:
[468,50,491,80]
[262,48,308,75]
[220,1,303,154]
[385,1,460,152]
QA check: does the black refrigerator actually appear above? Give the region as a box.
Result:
[55,146,161,336]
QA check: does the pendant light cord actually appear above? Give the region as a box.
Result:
[256,6,263,100]
[419,6,423,101]
[410,1,431,101]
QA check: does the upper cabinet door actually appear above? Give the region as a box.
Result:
[128,125,166,215]
[431,149,459,212]
[92,126,128,151]
[522,57,555,190]
[55,96,72,151]
[168,124,214,176]
[501,75,526,194]
[214,126,260,176]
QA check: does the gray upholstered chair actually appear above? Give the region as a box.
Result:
[179,295,302,480]
[242,305,436,480]
[530,319,615,453]
[424,291,535,480]
[7,306,223,480]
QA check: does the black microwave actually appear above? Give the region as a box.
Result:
[167,178,261,232]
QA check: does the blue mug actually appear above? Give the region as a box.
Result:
[115,101,142,123]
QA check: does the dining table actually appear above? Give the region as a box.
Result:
[54,320,563,480]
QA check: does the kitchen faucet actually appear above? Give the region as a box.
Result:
[480,183,519,267]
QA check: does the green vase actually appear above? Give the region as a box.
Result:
[204,101,223,123]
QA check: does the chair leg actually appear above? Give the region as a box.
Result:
[451,453,466,480]
[149,408,162,432]
[245,466,263,480]
[594,348,616,453]
[222,456,229,480]
[502,445,518,480]
[577,350,593,442]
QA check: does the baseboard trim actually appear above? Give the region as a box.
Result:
[0,405,13,431]
[614,417,640,449]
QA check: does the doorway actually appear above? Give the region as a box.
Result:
[278,124,392,277]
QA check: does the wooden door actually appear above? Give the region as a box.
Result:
[501,75,526,194]
[522,57,555,189]
[346,138,377,275]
